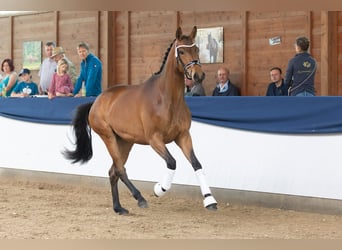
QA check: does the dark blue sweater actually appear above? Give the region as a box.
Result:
[284,52,316,96]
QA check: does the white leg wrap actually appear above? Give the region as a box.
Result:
[203,195,217,208]
[154,168,175,197]
[195,169,212,195]
[154,182,166,197]
[195,169,217,207]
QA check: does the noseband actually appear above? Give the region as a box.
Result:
[175,43,201,80]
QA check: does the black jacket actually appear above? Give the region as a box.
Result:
[284,52,316,96]
[265,79,288,96]
[212,81,240,96]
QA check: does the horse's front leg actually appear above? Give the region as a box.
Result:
[175,132,217,210]
[150,136,177,197]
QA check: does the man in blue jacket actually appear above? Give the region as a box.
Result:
[73,42,102,97]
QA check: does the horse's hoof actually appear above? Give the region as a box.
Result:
[203,194,217,209]
[154,182,167,197]
[114,207,129,215]
[206,203,218,211]
[138,198,148,208]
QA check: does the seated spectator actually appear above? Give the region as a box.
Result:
[184,78,206,96]
[50,46,77,85]
[212,66,240,96]
[265,67,288,96]
[48,58,74,99]
[1,58,18,97]
[11,68,39,97]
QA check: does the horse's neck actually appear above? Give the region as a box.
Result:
[157,48,185,100]
[157,70,184,102]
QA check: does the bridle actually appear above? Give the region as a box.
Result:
[175,43,201,80]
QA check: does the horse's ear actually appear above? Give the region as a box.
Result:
[176,27,183,40]
[190,26,197,40]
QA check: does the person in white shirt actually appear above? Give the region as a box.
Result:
[38,41,57,95]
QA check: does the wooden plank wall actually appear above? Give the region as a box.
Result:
[111,11,341,96]
[338,12,342,94]
[0,11,341,96]
[0,11,108,88]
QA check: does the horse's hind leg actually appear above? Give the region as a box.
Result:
[118,167,148,209]
[108,165,128,214]
[175,131,217,210]
[108,163,148,215]
[101,134,147,214]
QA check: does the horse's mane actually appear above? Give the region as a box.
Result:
[153,33,194,76]
[153,39,176,76]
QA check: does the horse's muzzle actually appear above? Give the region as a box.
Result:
[193,71,205,84]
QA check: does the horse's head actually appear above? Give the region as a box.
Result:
[175,26,205,84]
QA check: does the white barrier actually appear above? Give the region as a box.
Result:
[1,115,342,204]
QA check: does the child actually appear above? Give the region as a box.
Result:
[48,58,74,99]
[11,68,39,97]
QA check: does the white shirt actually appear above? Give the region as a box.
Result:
[218,81,229,93]
[38,58,57,93]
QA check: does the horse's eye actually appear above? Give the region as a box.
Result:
[178,50,185,55]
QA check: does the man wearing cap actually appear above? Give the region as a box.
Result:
[38,41,57,95]
[50,46,77,85]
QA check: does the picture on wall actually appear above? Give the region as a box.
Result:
[22,41,42,70]
[196,27,223,64]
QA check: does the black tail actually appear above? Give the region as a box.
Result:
[63,102,94,164]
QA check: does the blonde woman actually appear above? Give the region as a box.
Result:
[48,58,74,99]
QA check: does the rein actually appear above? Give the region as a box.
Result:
[175,43,201,80]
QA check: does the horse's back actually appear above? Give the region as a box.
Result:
[88,84,155,143]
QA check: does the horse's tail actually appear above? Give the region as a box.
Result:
[63,102,94,164]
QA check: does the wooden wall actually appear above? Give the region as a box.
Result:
[0,11,108,88]
[0,11,341,96]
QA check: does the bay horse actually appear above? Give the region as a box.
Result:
[63,26,217,215]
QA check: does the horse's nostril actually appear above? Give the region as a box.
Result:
[202,72,206,81]
[193,72,205,83]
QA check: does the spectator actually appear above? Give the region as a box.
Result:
[212,66,240,96]
[184,77,206,96]
[285,36,317,96]
[11,68,39,97]
[0,58,18,97]
[38,41,57,95]
[48,58,74,99]
[265,67,288,96]
[50,46,77,85]
[73,42,102,97]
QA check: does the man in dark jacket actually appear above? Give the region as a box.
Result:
[212,66,240,96]
[265,67,288,96]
